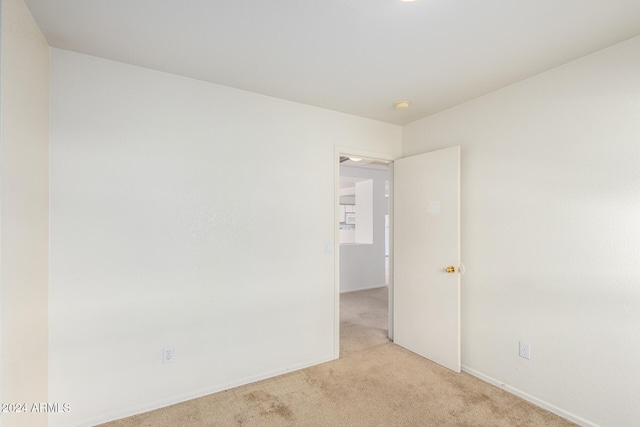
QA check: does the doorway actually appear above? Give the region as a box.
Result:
[335,146,462,370]
[335,148,394,357]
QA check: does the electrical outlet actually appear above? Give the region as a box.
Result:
[519,341,531,360]
[162,346,174,364]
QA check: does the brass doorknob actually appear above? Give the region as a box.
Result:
[446,266,456,274]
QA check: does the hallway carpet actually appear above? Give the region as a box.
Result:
[98,287,575,426]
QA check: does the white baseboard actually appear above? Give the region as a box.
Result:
[74,355,336,427]
[461,365,598,427]
[66,359,598,427]
[340,284,387,294]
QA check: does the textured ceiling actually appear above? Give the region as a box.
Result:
[24,0,640,125]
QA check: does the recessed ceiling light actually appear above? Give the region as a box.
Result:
[349,157,362,162]
[394,100,411,110]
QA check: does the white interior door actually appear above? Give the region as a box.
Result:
[393,146,461,372]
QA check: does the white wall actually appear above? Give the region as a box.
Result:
[403,36,640,427]
[48,48,401,426]
[354,180,374,244]
[0,0,49,426]
[340,166,388,293]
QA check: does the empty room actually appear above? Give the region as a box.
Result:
[1,0,639,426]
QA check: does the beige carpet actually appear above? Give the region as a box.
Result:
[98,287,575,426]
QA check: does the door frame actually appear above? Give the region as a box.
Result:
[334,146,396,358]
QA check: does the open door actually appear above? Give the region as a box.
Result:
[393,146,461,372]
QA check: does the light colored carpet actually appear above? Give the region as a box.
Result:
[340,286,390,355]
[98,287,575,426]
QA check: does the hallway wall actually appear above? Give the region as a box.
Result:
[339,165,389,293]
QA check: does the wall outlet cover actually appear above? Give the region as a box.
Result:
[163,346,174,363]
[519,341,531,360]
